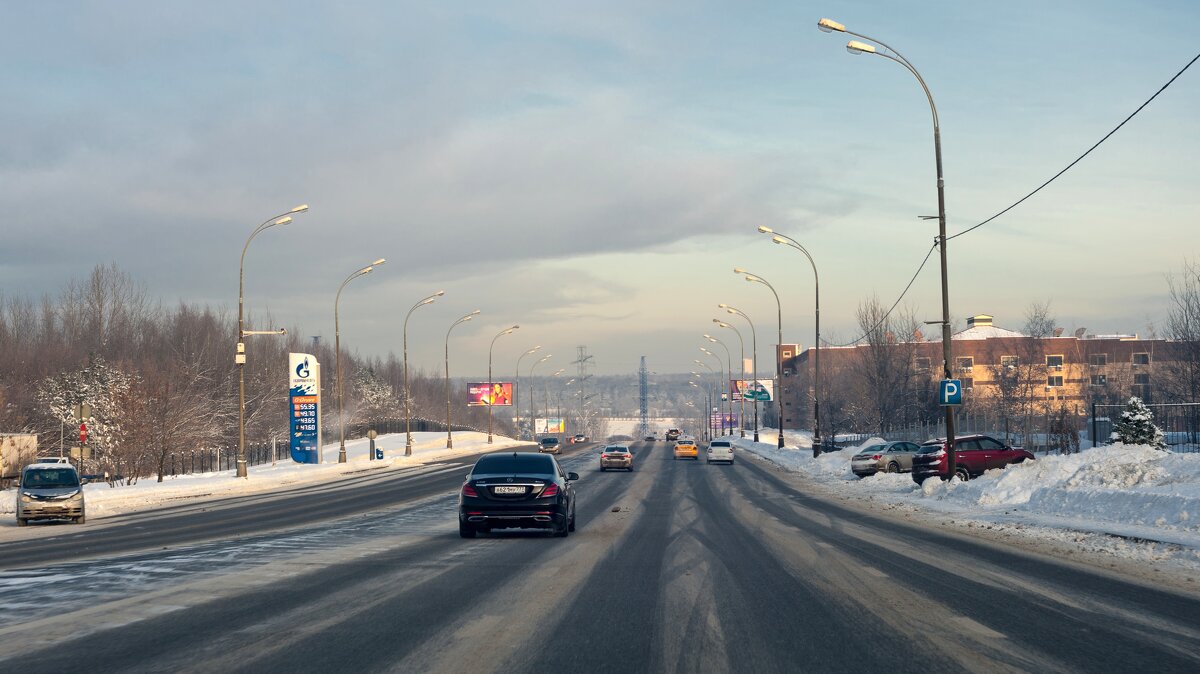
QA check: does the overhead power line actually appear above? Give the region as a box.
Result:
[826,50,1200,347]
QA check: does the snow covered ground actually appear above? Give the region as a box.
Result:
[731,429,1200,573]
[0,431,524,528]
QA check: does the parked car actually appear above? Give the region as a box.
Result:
[600,445,633,471]
[673,438,699,460]
[850,441,922,477]
[458,452,578,538]
[911,434,1035,483]
[16,463,86,526]
[707,440,734,464]
[538,437,561,454]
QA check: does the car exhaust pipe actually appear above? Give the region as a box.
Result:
[533,515,552,522]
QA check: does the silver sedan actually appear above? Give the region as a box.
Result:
[851,441,922,477]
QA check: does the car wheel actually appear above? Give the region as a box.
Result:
[554,519,569,537]
[16,518,27,527]
[600,466,606,472]
[76,514,85,524]
[887,462,900,473]
[955,467,970,482]
[459,521,477,539]
[568,510,576,532]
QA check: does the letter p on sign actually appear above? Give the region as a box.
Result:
[939,379,963,406]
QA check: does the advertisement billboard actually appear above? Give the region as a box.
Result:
[289,353,322,464]
[467,382,514,406]
[731,379,773,402]
[709,412,739,431]
[536,418,565,434]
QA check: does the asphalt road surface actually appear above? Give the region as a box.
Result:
[2,440,1199,673]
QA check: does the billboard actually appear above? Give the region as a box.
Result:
[731,379,773,402]
[468,382,514,406]
[289,353,322,464]
[709,411,739,431]
[536,418,565,434]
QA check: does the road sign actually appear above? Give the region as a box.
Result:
[79,423,88,444]
[939,379,963,406]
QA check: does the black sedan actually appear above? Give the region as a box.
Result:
[459,452,578,538]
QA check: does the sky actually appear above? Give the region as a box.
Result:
[2,1,1198,377]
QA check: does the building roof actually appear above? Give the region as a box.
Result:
[952,324,1026,340]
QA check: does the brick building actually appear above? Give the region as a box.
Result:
[778,314,1178,432]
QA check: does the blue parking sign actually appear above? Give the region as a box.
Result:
[939,379,963,406]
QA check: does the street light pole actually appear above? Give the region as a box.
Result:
[237,204,307,479]
[704,336,734,437]
[735,268,786,449]
[818,17,955,475]
[720,304,759,442]
[714,319,746,438]
[692,365,716,441]
[488,325,519,443]
[404,290,444,456]
[699,347,726,436]
[760,227,823,457]
[444,310,480,449]
[515,346,542,441]
[335,258,386,464]
[529,354,552,437]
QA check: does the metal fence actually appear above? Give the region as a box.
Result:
[879,402,1200,454]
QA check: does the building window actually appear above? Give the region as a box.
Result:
[1047,376,1064,388]
[1046,355,1064,369]
[1134,373,1150,385]
[915,357,931,371]
[956,356,973,372]
[1090,374,1107,387]
[1132,352,1150,366]
[782,350,792,358]
[1001,356,1018,369]
[962,377,974,391]
[1089,353,1108,367]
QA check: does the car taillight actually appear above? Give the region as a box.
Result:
[930,449,946,459]
[600,453,609,459]
[541,483,559,497]
[871,454,883,460]
[462,484,478,497]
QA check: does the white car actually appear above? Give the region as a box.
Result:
[706,440,734,464]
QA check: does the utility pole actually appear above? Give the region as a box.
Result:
[637,356,650,439]
[573,346,593,436]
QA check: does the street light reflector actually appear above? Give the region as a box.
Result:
[757,225,774,233]
[434,290,445,297]
[817,18,845,33]
[745,275,760,282]
[847,40,875,55]
[289,204,310,213]
[733,267,746,274]
[372,258,387,266]
[772,236,788,245]
[273,216,293,226]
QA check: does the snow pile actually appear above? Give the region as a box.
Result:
[734,435,1200,553]
[1,431,524,524]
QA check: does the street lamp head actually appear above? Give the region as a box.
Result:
[757,225,774,234]
[289,204,310,213]
[718,303,729,309]
[726,308,737,315]
[745,275,761,283]
[434,290,445,297]
[272,216,293,226]
[817,18,846,33]
[847,40,876,55]
[772,236,788,245]
[372,258,387,266]
[733,267,746,275]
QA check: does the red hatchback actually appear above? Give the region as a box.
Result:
[911,434,1034,483]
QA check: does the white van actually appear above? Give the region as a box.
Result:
[16,463,86,525]
[707,440,734,465]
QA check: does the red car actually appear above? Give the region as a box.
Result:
[911,434,1034,483]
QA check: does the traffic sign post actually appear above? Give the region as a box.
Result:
[939,379,963,407]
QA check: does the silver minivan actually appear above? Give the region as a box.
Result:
[16,463,86,526]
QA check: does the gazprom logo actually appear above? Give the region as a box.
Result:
[296,357,311,379]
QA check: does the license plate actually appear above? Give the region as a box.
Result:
[493,485,525,494]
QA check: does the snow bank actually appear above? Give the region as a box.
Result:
[733,436,1200,557]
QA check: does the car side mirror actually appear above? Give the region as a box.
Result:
[80,478,89,485]
[567,472,579,482]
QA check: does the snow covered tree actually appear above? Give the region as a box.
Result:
[1110,396,1167,449]
[35,354,135,465]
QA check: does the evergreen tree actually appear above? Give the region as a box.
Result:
[1110,396,1167,449]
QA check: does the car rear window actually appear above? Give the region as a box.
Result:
[605,446,629,453]
[710,441,731,447]
[473,454,555,475]
[541,437,558,445]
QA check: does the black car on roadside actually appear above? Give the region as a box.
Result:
[459,452,578,538]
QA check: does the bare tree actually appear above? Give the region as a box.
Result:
[1164,259,1200,403]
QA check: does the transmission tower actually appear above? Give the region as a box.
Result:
[637,356,649,439]
[572,346,593,433]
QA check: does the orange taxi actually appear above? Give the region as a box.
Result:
[673,437,699,460]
